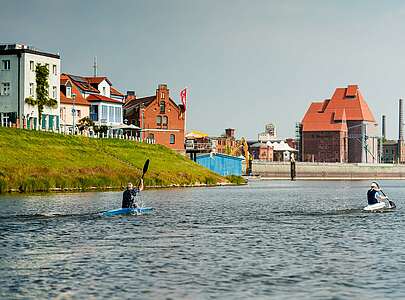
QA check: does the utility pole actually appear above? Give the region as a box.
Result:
[93,56,97,77]
[72,93,76,135]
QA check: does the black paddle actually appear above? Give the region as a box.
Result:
[141,159,150,180]
[132,159,149,211]
[380,189,396,209]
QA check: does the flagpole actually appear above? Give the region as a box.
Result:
[184,87,187,140]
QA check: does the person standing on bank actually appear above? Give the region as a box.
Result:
[122,179,144,208]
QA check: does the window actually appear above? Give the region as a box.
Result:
[52,86,57,99]
[148,133,154,140]
[77,110,81,118]
[66,86,71,98]
[162,116,168,126]
[156,116,162,126]
[52,65,57,75]
[1,82,10,95]
[170,134,175,144]
[90,105,98,121]
[29,83,34,96]
[108,106,114,122]
[101,105,108,121]
[160,101,165,113]
[2,60,10,70]
[30,61,34,71]
[160,92,165,99]
[103,86,106,96]
[115,107,121,123]
[60,107,67,121]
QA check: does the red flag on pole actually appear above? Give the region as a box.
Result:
[180,88,187,111]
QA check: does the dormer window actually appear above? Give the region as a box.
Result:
[103,86,106,96]
[160,101,165,113]
[66,86,72,98]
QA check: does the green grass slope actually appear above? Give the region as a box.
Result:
[0,127,226,193]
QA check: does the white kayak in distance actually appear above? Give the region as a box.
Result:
[363,200,396,212]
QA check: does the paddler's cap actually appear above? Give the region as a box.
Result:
[371,182,378,188]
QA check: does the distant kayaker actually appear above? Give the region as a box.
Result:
[367,182,387,205]
[122,180,144,208]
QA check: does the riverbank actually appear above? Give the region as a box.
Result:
[249,161,405,180]
[0,127,239,193]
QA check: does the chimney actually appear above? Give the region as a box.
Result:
[225,128,235,138]
[382,115,386,140]
[127,91,135,96]
[400,99,404,141]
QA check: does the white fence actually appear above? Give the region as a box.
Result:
[0,122,156,144]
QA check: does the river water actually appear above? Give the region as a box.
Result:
[1,180,405,300]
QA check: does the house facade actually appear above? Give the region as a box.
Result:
[123,84,185,151]
[301,85,378,163]
[0,44,60,130]
[60,74,124,132]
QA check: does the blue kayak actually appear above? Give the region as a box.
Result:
[102,207,154,217]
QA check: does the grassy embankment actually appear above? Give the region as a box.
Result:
[0,127,239,193]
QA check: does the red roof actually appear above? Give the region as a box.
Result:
[301,85,375,132]
[86,94,123,104]
[60,74,90,106]
[110,86,124,97]
[60,74,69,85]
[84,76,112,86]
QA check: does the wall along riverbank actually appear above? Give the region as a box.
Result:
[249,161,405,180]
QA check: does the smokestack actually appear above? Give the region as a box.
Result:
[400,99,404,141]
[382,115,386,139]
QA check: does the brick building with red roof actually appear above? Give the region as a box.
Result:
[301,85,379,163]
[123,84,185,151]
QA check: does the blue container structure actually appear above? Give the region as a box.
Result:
[196,153,243,176]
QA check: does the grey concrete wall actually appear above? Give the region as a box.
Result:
[248,161,405,179]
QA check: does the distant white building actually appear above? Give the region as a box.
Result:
[258,123,277,142]
[0,44,60,130]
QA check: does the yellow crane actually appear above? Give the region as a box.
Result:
[230,138,250,175]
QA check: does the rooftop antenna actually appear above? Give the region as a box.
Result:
[93,56,97,77]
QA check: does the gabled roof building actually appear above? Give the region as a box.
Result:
[59,73,125,132]
[123,84,185,151]
[301,85,379,163]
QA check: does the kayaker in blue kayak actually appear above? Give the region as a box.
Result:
[367,182,387,205]
[122,180,144,208]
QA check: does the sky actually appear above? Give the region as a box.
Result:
[2,0,405,139]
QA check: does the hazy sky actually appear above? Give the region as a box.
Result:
[2,0,405,139]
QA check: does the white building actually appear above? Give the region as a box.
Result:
[0,44,60,129]
[60,74,125,132]
[258,123,277,142]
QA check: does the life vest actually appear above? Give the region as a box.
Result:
[367,189,378,205]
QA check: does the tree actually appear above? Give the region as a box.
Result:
[25,64,57,128]
[77,116,94,133]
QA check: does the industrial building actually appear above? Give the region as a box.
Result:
[300,85,379,163]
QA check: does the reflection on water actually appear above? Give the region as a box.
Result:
[1,180,405,299]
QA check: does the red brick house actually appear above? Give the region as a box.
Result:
[249,142,274,161]
[123,84,185,151]
[301,85,378,163]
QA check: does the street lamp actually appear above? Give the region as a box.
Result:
[72,93,76,135]
[140,103,145,141]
